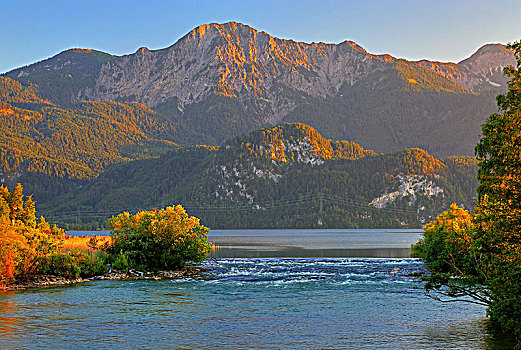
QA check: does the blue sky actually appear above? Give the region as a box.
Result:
[2,0,521,73]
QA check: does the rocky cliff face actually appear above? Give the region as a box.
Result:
[83,22,394,120]
[6,22,515,113]
[82,23,514,115]
[210,122,376,207]
[458,44,515,89]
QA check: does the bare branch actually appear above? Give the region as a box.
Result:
[426,292,490,307]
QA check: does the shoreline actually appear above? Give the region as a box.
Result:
[2,266,207,291]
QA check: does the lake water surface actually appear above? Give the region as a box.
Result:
[3,229,513,349]
[208,228,422,258]
[70,228,424,258]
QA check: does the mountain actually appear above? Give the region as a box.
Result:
[5,49,115,106]
[417,44,514,91]
[3,22,515,156]
[0,23,506,226]
[40,123,478,229]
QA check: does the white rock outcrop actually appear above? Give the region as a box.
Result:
[369,175,444,208]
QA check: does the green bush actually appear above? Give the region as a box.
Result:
[39,253,81,278]
[78,251,108,276]
[38,250,108,278]
[112,251,130,272]
[105,205,212,271]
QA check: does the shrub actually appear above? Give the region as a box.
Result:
[38,253,81,278]
[105,205,212,271]
[38,250,108,278]
[112,251,130,272]
[78,251,108,276]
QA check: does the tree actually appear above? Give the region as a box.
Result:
[411,204,492,306]
[414,41,521,339]
[0,220,27,285]
[413,42,521,337]
[106,205,212,271]
[473,40,521,337]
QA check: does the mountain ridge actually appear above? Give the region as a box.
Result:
[1,22,516,159]
[82,21,485,108]
[5,22,513,106]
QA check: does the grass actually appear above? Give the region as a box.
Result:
[62,235,112,252]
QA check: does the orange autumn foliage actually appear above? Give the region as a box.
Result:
[0,184,65,287]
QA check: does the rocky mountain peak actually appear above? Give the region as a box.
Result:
[184,22,259,42]
[454,43,515,90]
[6,49,113,78]
[136,47,150,54]
[84,21,392,110]
[344,40,396,62]
[458,43,515,74]
[5,23,514,106]
[413,43,514,92]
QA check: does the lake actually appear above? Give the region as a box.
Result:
[2,229,515,349]
[69,228,424,258]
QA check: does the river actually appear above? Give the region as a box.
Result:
[1,229,515,349]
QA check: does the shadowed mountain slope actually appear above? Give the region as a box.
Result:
[40,123,478,229]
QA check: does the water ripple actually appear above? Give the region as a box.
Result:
[0,258,516,349]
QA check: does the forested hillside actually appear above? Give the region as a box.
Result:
[0,76,181,201]
[6,49,115,106]
[40,123,478,229]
